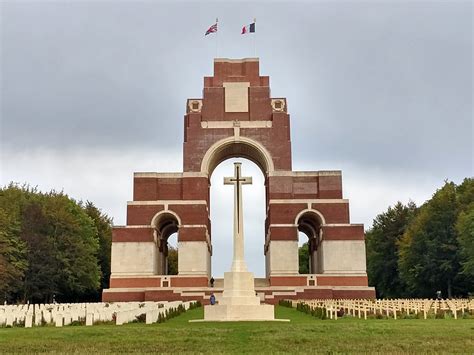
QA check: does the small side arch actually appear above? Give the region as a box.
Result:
[295,209,325,274]
[294,208,326,226]
[151,210,182,229]
[151,210,181,275]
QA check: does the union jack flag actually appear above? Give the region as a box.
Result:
[205,21,218,36]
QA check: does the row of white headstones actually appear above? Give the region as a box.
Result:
[0,301,197,328]
[292,298,474,320]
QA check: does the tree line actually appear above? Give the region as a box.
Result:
[0,184,111,304]
[366,178,473,298]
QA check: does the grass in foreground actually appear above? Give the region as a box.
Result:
[0,306,473,354]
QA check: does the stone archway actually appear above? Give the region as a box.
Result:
[151,211,180,275]
[201,137,274,277]
[200,136,275,177]
[295,210,325,274]
[208,157,266,278]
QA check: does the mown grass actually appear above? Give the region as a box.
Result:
[0,306,473,354]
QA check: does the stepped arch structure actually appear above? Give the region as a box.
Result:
[103,58,375,303]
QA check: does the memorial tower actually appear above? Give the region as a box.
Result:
[102,58,375,303]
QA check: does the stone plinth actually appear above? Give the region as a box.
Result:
[220,271,260,305]
[204,270,275,321]
[204,304,275,321]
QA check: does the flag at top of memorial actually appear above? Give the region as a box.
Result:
[205,20,218,36]
[241,20,255,34]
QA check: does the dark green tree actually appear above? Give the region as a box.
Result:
[0,184,112,303]
[366,201,417,298]
[167,246,178,275]
[455,178,474,283]
[456,208,474,279]
[0,209,28,302]
[298,242,309,274]
[456,178,474,212]
[84,201,112,291]
[398,182,463,298]
[23,193,101,302]
[21,200,62,303]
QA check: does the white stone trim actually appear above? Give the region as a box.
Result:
[332,286,374,291]
[324,223,364,227]
[160,276,171,287]
[110,275,161,279]
[201,121,272,129]
[200,136,275,175]
[268,240,299,276]
[294,209,326,225]
[103,287,156,292]
[134,172,209,178]
[214,58,258,63]
[111,242,157,275]
[268,171,342,177]
[183,172,208,178]
[269,224,298,228]
[223,82,250,112]
[317,273,368,277]
[134,172,183,178]
[151,210,182,228]
[295,273,368,278]
[271,98,286,112]
[188,99,203,113]
[319,240,367,274]
[178,241,210,276]
[269,199,348,204]
[316,171,343,176]
[128,200,208,206]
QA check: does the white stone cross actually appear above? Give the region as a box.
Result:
[224,162,252,272]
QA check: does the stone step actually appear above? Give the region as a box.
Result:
[265,291,298,299]
[210,278,270,288]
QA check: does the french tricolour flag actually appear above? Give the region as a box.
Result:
[241,21,255,34]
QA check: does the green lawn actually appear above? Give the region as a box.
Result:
[0,306,473,354]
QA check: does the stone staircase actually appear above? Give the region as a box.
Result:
[171,284,339,305]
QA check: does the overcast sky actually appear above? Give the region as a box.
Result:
[1,0,472,277]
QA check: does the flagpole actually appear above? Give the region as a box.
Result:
[216,17,219,59]
[253,18,257,58]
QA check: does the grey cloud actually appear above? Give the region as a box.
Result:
[2,1,471,178]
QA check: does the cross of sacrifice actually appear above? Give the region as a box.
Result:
[224,162,252,272]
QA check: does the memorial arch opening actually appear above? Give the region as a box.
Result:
[103,58,376,303]
[210,158,266,279]
[297,210,324,275]
[152,211,180,276]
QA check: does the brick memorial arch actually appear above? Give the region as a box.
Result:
[102,58,376,303]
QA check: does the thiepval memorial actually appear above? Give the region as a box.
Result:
[103,58,376,304]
